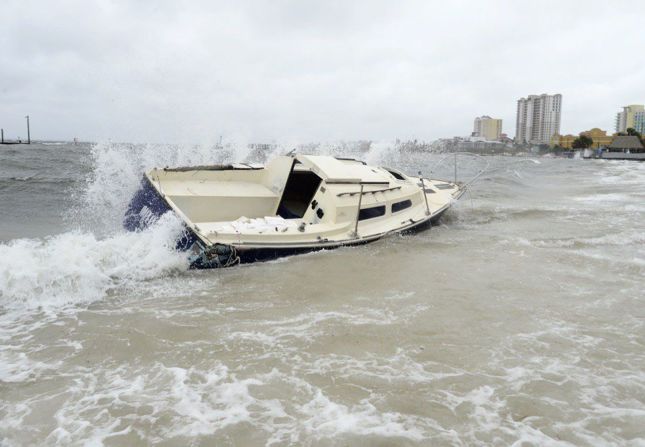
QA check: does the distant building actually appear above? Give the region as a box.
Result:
[615,104,645,133]
[499,133,513,144]
[473,116,502,141]
[550,128,614,149]
[515,94,562,145]
[606,136,644,153]
[634,112,645,134]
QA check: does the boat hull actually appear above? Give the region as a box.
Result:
[233,209,447,264]
[124,175,455,269]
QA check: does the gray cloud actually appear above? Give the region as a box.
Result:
[1,0,644,143]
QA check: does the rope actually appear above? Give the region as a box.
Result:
[223,246,240,267]
[189,243,240,269]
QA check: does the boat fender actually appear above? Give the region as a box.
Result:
[214,244,231,256]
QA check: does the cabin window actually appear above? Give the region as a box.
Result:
[392,199,412,213]
[277,169,322,219]
[386,169,406,180]
[424,188,436,194]
[359,205,386,220]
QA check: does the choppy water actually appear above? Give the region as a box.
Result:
[1,142,644,446]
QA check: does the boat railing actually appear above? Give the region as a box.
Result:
[351,184,365,238]
[347,181,390,238]
[347,178,425,238]
[336,185,402,197]
[418,174,431,216]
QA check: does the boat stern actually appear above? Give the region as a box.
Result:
[123,174,201,253]
[123,175,171,231]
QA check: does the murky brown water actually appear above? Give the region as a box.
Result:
[1,144,644,445]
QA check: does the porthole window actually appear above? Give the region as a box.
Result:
[359,206,386,220]
[392,199,412,213]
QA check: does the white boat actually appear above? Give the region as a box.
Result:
[124,154,464,268]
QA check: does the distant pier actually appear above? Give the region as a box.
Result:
[1,115,31,145]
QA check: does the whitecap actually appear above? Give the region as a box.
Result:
[0,213,188,311]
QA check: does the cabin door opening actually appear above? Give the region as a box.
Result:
[277,169,322,219]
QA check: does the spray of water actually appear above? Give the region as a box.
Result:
[0,213,187,311]
[1,140,238,311]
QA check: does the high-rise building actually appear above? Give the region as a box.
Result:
[615,104,645,133]
[515,94,562,145]
[634,112,645,135]
[473,116,502,141]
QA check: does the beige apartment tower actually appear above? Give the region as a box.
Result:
[515,94,562,145]
[615,104,645,133]
[473,116,502,141]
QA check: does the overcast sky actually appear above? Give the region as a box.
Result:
[1,0,644,143]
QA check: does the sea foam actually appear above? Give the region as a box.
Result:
[0,213,187,311]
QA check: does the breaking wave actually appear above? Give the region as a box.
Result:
[0,141,238,313]
[0,213,187,311]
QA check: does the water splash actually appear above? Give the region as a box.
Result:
[74,141,234,233]
[0,213,187,311]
